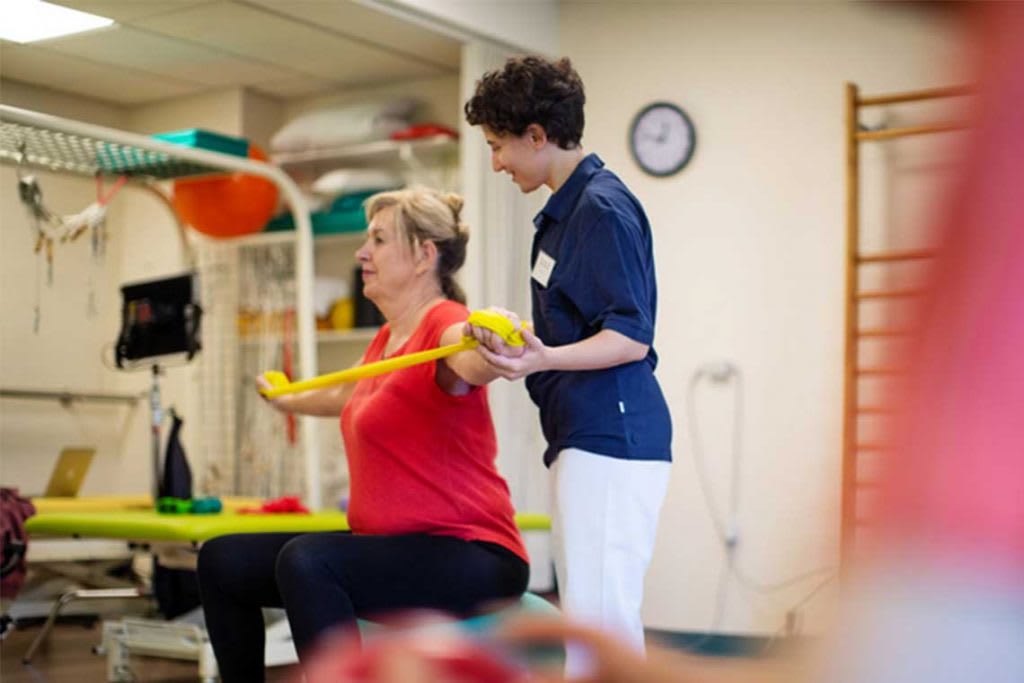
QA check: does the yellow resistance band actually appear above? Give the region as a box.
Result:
[260,309,525,399]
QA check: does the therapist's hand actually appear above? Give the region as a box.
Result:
[466,321,550,381]
[473,325,552,378]
[463,307,548,380]
[463,307,527,356]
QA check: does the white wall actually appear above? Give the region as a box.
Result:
[558,1,971,635]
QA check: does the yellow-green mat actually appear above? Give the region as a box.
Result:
[26,510,551,543]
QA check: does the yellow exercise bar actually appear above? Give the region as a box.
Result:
[260,310,525,399]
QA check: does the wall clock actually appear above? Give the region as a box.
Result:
[629,101,696,177]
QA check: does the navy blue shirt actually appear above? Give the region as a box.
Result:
[526,154,672,466]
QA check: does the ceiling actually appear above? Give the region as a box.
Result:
[0,0,463,106]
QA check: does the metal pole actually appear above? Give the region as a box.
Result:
[150,365,163,503]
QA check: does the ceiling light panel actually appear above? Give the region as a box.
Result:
[130,1,443,85]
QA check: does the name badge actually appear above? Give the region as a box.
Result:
[532,250,556,287]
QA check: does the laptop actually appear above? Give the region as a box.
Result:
[42,448,95,497]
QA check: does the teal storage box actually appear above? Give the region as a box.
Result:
[266,189,386,235]
[265,211,368,235]
[152,129,249,157]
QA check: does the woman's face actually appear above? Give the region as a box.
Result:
[355,206,418,304]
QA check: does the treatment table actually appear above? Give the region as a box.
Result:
[22,505,552,675]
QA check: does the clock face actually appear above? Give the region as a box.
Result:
[629,102,696,177]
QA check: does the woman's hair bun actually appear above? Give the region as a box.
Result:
[444,192,464,217]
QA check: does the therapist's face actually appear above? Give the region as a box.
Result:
[483,125,548,194]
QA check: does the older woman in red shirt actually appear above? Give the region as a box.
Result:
[197,188,528,683]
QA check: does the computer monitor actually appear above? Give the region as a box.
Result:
[115,272,202,368]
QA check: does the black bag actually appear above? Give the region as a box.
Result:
[153,414,201,619]
[159,412,192,500]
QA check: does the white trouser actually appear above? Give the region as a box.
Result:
[551,448,671,677]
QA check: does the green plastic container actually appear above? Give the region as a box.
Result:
[152,129,249,157]
[266,188,388,235]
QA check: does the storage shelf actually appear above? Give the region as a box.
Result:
[240,327,378,347]
[271,135,458,171]
[233,229,366,249]
[317,327,378,344]
[0,387,141,405]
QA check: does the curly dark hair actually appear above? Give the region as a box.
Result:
[464,56,585,150]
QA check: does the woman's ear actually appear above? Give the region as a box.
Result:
[416,239,439,275]
[525,123,548,149]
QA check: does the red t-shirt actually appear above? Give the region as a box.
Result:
[341,300,528,563]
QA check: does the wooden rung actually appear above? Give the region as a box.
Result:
[856,122,967,141]
[858,249,938,264]
[856,288,925,300]
[855,480,882,490]
[856,443,892,452]
[857,85,973,106]
[856,368,906,376]
[857,405,897,415]
[858,328,915,338]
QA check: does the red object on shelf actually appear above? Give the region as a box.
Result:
[389,124,458,141]
[238,496,310,514]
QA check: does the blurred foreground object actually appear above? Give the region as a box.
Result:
[298,616,527,683]
[825,4,1024,683]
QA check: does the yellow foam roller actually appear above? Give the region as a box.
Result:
[260,309,525,399]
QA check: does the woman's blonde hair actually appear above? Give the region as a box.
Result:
[365,187,469,304]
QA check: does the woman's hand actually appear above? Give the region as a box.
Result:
[255,374,289,413]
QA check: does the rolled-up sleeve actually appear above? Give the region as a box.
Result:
[569,211,655,345]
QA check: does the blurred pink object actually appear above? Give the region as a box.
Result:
[881,2,1024,573]
[829,6,1024,683]
[297,618,526,683]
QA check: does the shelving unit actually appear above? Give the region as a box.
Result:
[234,133,459,505]
[0,388,141,406]
[246,135,461,356]
[271,135,458,171]
[315,327,379,344]
[238,327,378,347]
[232,226,366,249]
[0,104,324,510]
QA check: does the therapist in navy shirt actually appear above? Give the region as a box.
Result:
[465,55,672,672]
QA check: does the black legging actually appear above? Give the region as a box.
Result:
[197,531,529,682]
